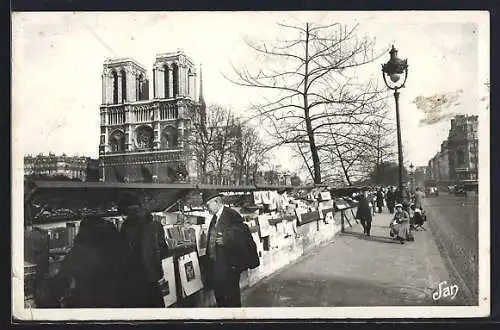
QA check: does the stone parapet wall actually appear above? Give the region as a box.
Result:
[186,209,351,307]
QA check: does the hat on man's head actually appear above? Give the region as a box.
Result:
[395,203,403,208]
[202,190,223,204]
[117,191,142,213]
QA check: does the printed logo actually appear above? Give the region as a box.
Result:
[432,281,459,301]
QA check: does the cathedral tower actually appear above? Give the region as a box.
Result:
[101,58,149,105]
[152,51,197,101]
[98,51,200,183]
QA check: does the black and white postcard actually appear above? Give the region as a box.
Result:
[12,11,490,320]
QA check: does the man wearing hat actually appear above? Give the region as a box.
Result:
[355,189,373,236]
[203,190,258,307]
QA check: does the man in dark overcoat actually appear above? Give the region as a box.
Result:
[386,186,396,214]
[376,188,385,213]
[355,190,373,236]
[203,190,250,307]
[119,192,166,308]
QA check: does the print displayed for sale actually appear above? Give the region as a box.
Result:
[178,252,203,297]
[161,257,177,307]
[12,10,489,321]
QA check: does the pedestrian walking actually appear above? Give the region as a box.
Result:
[403,187,412,204]
[376,188,385,213]
[414,187,426,211]
[370,190,377,216]
[119,192,165,308]
[386,186,396,214]
[203,190,260,307]
[355,190,373,236]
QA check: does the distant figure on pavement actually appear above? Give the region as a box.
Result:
[386,187,396,214]
[370,191,377,216]
[376,188,385,214]
[404,187,412,204]
[355,190,373,236]
[414,187,426,211]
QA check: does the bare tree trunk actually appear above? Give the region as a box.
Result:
[303,23,322,184]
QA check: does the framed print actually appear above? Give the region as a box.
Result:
[160,256,177,307]
[257,214,272,237]
[178,251,203,297]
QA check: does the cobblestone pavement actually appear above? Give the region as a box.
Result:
[242,206,469,307]
[424,193,479,305]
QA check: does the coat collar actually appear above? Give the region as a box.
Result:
[214,205,224,222]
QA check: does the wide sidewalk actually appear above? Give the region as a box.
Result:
[242,206,466,306]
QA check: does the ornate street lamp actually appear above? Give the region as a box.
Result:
[382,45,409,203]
[409,162,415,193]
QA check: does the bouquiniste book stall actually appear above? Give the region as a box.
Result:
[23,181,359,308]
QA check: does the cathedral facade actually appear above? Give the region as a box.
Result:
[98,51,205,183]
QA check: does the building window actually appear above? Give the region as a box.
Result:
[112,71,119,104]
[109,130,125,152]
[161,126,178,148]
[121,69,127,102]
[136,74,142,101]
[172,63,179,97]
[164,64,170,98]
[186,69,192,95]
[456,149,465,166]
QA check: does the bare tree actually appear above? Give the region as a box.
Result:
[370,120,397,184]
[186,104,217,183]
[290,98,393,185]
[188,103,270,185]
[330,114,397,185]
[230,121,270,185]
[226,22,387,184]
[206,105,239,184]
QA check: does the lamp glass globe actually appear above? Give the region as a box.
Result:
[389,73,401,83]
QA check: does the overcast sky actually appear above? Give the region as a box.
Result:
[12,11,489,175]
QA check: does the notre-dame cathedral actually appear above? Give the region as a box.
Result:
[98,51,205,183]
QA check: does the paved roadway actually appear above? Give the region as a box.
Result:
[423,192,479,305]
[242,210,462,307]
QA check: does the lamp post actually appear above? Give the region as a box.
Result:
[382,45,409,203]
[409,162,415,194]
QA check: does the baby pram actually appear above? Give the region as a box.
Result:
[412,209,427,231]
[410,203,427,231]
